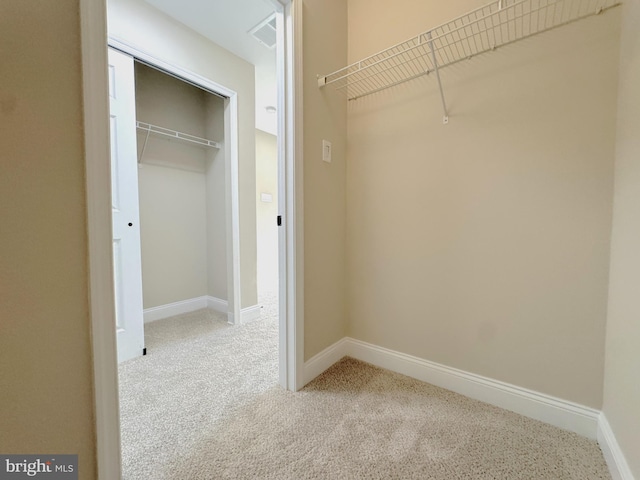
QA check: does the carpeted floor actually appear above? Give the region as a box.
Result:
[119,297,610,479]
[118,292,279,479]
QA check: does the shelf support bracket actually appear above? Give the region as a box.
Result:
[427,31,449,124]
[139,127,151,164]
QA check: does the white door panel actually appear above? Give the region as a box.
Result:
[108,47,145,363]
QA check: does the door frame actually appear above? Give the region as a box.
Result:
[79,0,304,478]
[108,38,243,328]
[270,0,305,398]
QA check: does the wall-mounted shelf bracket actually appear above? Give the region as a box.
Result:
[426,31,449,125]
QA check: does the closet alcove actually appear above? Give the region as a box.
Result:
[133,62,228,312]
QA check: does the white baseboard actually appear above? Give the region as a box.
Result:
[303,337,600,439]
[143,296,262,328]
[206,296,228,314]
[303,338,350,385]
[241,304,262,324]
[227,304,262,325]
[143,296,208,323]
[598,413,635,480]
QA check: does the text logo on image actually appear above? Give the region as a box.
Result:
[0,455,77,480]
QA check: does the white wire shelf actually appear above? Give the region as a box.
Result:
[318,0,620,117]
[136,121,221,149]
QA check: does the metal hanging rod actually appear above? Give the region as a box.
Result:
[318,0,620,122]
[136,121,221,149]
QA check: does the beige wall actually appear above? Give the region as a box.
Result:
[0,0,96,477]
[256,129,279,295]
[138,165,208,308]
[346,0,620,407]
[302,0,349,360]
[109,0,258,308]
[603,0,640,475]
[205,96,228,301]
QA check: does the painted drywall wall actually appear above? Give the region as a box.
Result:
[108,0,258,308]
[346,0,620,408]
[302,0,349,360]
[138,165,208,308]
[205,96,228,301]
[135,63,208,308]
[0,0,96,476]
[256,129,279,296]
[602,0,640,475]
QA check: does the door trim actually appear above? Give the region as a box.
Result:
[80,1,122,478]
[269,0,305,392]
[80,0,302,477]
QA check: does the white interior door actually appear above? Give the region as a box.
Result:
[108,47,145,363]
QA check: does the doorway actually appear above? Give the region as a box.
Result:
[256,129,280,327]
[81,0,302,476]
[108,38,259,477]
[107,42,242,363]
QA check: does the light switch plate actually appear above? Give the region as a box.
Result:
[322,140,332,163]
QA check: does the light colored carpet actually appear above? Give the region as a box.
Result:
[119,299,610,479]
[118,291,279,479]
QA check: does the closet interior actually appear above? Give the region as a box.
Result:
[133,62,228,311]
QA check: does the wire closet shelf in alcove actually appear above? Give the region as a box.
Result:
[318,0,620,122]
[136,121,221,162]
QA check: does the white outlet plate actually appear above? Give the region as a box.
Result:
[322,140,332,163]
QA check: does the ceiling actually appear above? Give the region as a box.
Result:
[146,0,278,135]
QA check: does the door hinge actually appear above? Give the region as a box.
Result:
[277,215,282,226]
[143,347,147,356]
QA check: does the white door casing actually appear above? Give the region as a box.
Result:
[108,48,145,363]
